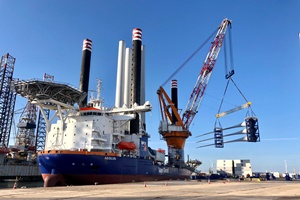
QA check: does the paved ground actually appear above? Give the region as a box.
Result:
[1,179,300,200]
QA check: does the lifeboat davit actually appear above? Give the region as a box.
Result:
[118,141,136,150]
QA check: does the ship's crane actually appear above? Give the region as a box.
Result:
[182,19,231,130]
[157,18,232,167]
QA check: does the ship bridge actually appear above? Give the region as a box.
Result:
[13,79,86,110]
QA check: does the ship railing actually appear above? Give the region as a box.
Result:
[91,134,107,141]
[91,137,107,142]
[16,78,80,91]
[112,132,125,137]
[91,140,106,146]
[90,142,111,150]
[90,146,112,150]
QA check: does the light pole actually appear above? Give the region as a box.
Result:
[284,160,288,174]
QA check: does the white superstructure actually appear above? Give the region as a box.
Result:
[43,80,152,156]
[13,78,152,159]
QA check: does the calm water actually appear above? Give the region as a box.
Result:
[0,180,44,189]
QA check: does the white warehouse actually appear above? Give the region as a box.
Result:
[217,159,252,177]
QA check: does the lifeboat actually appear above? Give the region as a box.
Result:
[79,107,100,111]
[117,141,136,151]
[157,148,166,154]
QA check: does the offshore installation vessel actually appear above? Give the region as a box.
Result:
[12,19,232,187]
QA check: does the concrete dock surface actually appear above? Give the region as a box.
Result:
[1,179,300,200]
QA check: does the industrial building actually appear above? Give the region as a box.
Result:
[216,159,252,177]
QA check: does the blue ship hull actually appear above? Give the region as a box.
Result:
[38,153,192,187]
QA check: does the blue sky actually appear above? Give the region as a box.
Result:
[1,0,300,173]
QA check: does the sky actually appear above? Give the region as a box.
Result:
[0,0,300,174]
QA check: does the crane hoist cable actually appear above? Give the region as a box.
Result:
[161,27,219,87]
[196,70,257,138]
[196,77,258,146]
[214,77,256,129]
[194,20,260,148]
[215,24,255,120]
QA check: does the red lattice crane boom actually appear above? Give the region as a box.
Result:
[157,18,232,167]
[182,18,231,130]
[157,18,232,150]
